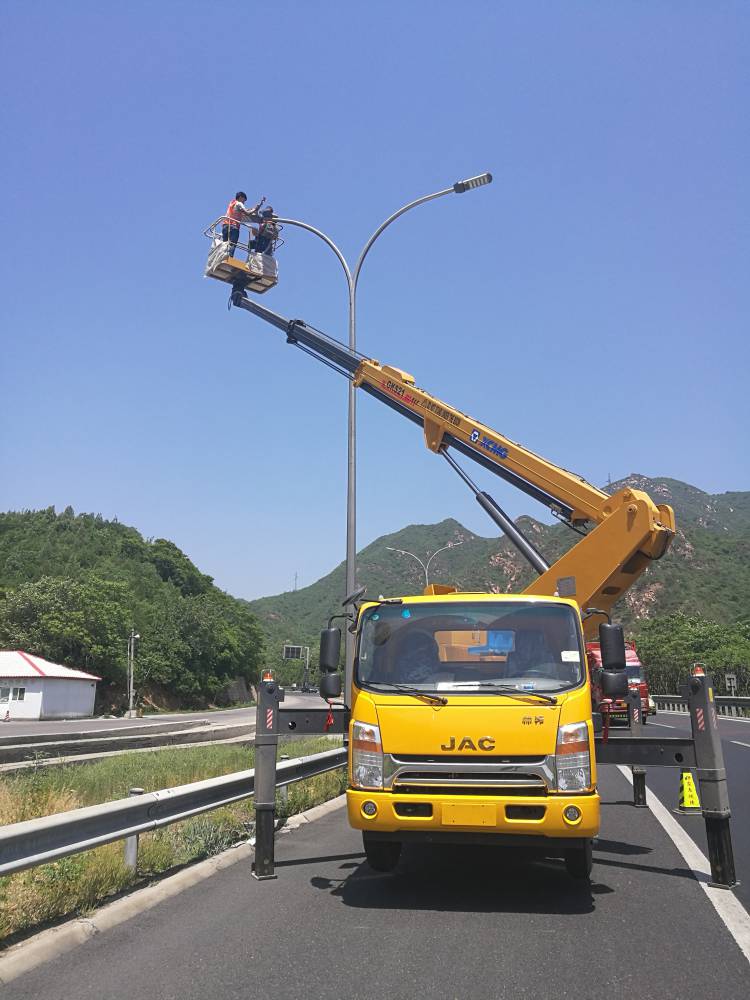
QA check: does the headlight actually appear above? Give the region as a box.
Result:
[556,721,591,792]
[352,721,383,790]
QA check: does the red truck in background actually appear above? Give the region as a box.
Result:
[586,640,656,724]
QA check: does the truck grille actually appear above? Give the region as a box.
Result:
[385,754,555,794]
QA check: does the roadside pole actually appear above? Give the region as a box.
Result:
[687,672,737,887]
[626,690,648,808]
[252,679,284,880]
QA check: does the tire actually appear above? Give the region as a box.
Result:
[642,712,648,726]
[564,839,593,880]
[362,833,401,873]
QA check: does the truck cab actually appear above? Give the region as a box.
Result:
[337,591,624,880]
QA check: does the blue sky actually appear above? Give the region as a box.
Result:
[1,2,748,600]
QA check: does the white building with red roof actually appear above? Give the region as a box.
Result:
[0,651,100,720]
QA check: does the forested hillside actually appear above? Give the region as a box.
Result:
[248,475,750,681]
[2,474,747,703]
[0,508,264,707]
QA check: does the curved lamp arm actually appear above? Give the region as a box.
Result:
[352,172,492,291]
[386,546,429,587]
[273,217,353,291]
[424,540,463,579]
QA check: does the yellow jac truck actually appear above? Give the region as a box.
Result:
[319,590,631,879]
[220,288,676,881]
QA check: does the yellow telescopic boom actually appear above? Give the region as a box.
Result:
[229,294,675,634]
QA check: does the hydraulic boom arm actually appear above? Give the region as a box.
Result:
[230,292,675,634]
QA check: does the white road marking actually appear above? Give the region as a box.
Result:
[647,722,675,729]
[617,765,750,966]
[658,710,750,725]
[731,741,750,750]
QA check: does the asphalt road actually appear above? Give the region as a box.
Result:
[9,766,749,1000]
[641,710,750,910]
[0,692,318,739]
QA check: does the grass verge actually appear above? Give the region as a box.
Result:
[0,737,345,943]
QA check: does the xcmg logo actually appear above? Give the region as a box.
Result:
[469,429,508,459]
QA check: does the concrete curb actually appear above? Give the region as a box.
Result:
[0,794,347,985]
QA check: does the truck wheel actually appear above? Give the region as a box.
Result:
[362,833,401,872]
[564,840,593,880]
[642,713,648,726]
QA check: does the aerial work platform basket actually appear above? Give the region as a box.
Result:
[203,216,282,294]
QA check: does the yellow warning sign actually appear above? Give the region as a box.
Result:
[676,769,701,813]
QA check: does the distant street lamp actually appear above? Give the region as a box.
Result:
[275,172,492,692]
[386,540,464,589]
[127,629,140,719]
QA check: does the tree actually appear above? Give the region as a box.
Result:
[148,539,213,597]
[637,613,750,694]
[0,575,131,684]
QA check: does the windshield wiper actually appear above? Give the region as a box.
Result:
[445,682,558,705]
[368,682,448,706]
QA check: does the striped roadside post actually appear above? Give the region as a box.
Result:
[252,674,284,880]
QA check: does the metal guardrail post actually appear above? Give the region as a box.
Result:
[123,787,145,871]
[687,673,737,888]
[278,755,289,813]
[252,679,284,880]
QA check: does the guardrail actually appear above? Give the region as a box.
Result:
[0,718,208,748]
[0,721,256,766]
[653,694,750,717]
[0,746,347,877]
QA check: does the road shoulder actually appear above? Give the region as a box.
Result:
[0,795,346,984]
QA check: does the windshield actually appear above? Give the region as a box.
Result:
[356,600,585,694]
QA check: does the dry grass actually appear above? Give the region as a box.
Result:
[0,737,345,942]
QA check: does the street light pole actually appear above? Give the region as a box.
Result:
[387,540,463,589]
[273,172,491,698]
[127,629,140,719]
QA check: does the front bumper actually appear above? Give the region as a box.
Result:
[347,788,599,841]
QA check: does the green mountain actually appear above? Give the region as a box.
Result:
[0,508,264,706]
[248,475,750,663]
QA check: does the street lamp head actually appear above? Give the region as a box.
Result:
[453,172,493,194]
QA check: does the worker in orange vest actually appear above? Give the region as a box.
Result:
[222,192,259,257]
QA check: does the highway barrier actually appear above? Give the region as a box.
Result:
[653,695,750,717]
[0,744,347,877]
[0,720,254,766]
[0,718,207,749]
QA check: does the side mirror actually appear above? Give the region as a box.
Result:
[319,627,341,671]
[601,670,628,698]
[599,623,626,671]
[319,672,342,700]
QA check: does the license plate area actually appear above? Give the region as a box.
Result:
[441,802,496,827]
